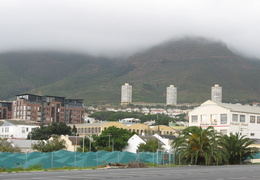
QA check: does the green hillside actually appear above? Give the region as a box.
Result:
[0,37,259,104]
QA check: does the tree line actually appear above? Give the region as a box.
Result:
[89,111,187,125]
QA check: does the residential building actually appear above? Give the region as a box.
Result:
[211,84,222,103]
[121,83,132,105]
[0,101,12,119]
[8,139,39,153]
[49,135,83,152]
[0,119,39,139]
[12,94,84,125]
[189,100,260,138]
[166,85,177,105]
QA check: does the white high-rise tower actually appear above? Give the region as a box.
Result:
[121,83,132,105]
[166,85,177,105]
[211,84,222,103]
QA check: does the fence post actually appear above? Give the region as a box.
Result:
[52,152,54,168]
[96,151,98,167]
[74,151,77,167]
[153,151,155,165]
[156,149,159,165]
[25,152,28,169]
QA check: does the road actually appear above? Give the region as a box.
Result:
[1,165,260,180]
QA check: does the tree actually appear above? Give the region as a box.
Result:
[93,126,134,151]
[32,135,66,152]
[71,125,77,136]
[107,111,138,121]
[137,139,163,152]
[89,111,115,121]
[78,136,97,152]
[29,122,72,140]
[172,126,228,165]
[220,133,258,164]
[0,138,21,153]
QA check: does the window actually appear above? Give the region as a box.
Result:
[201,115,207,123]
[191,115,198,123]
[220,114,227,124]
[211,114,217,122]
[232,114,238,122]
[250,133,255,136]
[240,115,246,122]
[257,116,260,124]
[250,116,256,123]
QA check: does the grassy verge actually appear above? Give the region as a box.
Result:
[0,164,101,174]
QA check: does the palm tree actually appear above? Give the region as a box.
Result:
[172,126,228,165]
[220,133,258,164]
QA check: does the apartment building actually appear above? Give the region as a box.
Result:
[211,84,222,103]
[121,83,132,105]
[0,101,12,119]
[166,85,177,105]
[12,94,84,125]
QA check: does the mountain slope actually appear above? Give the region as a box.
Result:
[114,38,260,103]
[0,37,259,104]
[0,51,115,100]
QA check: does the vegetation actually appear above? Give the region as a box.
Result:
[78,136,97,152]
[92,126,134,151]
[0,138,21,153]
[29,122,72,140]
[172,126,259,165]
[32,135,66,152]
[0,165,99,173]
[1,38,260,104]
[137,140,163,152]
[89,111,139,121]
[173,126,228,165]
[89,111,178,125]
[220,133,258,164]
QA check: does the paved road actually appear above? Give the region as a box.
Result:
[1,165,260,180]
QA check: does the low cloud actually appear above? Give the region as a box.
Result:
[0,0,260,58]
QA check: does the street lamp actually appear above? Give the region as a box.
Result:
[29,132,32,152]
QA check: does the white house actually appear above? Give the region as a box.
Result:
[153,134,176,152]
[119,118,140,126]
[0,119,39,139]
[189,100,260,138]
[123,134,175,153]
[8,139,39,153]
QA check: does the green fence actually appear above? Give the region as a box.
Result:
[0,150,174,169]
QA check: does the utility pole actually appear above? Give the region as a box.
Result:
[108,134,111,147]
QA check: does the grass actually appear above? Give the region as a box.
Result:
[0,164,104,174]
[0,163,183,173]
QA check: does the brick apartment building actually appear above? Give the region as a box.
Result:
[0,101,12,119]
[12,94,84,125]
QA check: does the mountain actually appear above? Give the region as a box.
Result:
[0,51,115,100]
[0,37,259,104]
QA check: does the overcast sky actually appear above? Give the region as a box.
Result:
[1,0,260,58]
